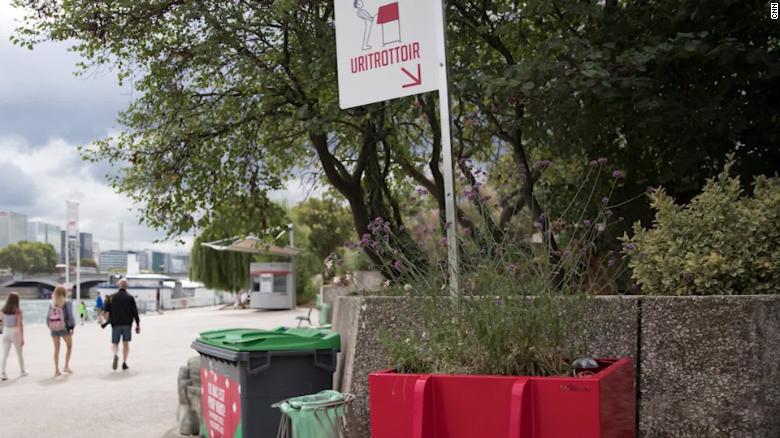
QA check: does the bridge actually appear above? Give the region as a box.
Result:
[0,273,109,298]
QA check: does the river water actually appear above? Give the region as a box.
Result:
[18,299,98,326]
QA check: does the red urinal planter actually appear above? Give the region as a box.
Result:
[369,357,634,438]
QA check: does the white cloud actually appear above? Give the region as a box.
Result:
[0,135,184,251]
[0,135,326,254]
[269,177,325,207]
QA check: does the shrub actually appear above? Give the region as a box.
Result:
[294,250,321,305]
[369,160,628,376]
[623,159,780,295]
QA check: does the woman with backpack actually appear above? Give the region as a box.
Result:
[48,285,75,377]
[1,292,27,381]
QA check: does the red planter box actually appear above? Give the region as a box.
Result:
[369,358,634,438]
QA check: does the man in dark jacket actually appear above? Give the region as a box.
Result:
[103,279,140,371]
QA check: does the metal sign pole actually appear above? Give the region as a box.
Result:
[64,202,70,286]
[76,232,81,322]
[434,0,459,296]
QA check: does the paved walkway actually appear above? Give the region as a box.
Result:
[0,305,313,437]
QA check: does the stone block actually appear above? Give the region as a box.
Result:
[640,295,780,437]
[187,385,202,416]
[177,404,199,436]
[178,377,192,405]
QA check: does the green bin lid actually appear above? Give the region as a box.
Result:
[196,327,340,352]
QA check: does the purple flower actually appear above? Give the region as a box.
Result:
[605,209,613,218]
[583,219,592,227]
[597,157,608,165]
[601,197,609,205]
[624,242,637,251]
[612,169,625,179]
[646,186,657,194]
[589,160,599,167]
[445,221,452,229]
[393,260,403,271]
[438,237,448,247]
[415,187,429,196]
[533,221,543,231]
[359,233,372,247]
[607,259,616,267]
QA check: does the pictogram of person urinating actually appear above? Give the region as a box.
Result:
[354,1,401,51]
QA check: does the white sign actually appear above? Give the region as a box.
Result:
[259,274,273,293]
[335,0,440,108]
[66,201,79,239]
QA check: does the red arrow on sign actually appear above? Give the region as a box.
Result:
[401,64,422,88]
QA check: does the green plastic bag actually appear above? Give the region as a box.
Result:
[277,390,346,438]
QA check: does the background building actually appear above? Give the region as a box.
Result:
[27,221,62,257]
[169,253,190,274]
[92,241,101,266]
[0,210,28,248]
[60,231,95,263]
[98,249,128,272]
[80,232,94,260]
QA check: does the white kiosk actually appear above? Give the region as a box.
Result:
[201,225,299,310]
[249,261,295,310]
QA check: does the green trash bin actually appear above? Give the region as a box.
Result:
[192,327,340,438]
[274,390,355,438]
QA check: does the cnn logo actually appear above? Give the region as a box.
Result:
[772,3,779,20]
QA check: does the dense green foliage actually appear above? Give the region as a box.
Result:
[79,258,98,270]
[0,241,58,274]
[292,197,355,262]
[624,160,780,295]
[190,204,287,293]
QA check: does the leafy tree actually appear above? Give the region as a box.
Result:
[70,258,98,269]
[190,204,288,293]
[12,0,778,284]
[0,241,58,274]
[292,197,355,261]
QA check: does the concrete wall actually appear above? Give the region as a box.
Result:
[334,295,780,438]
[0,286,40,299]
[640,296,780,437]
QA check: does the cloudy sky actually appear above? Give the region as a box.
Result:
[0,3,317,254]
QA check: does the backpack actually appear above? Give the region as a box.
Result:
[47,305,66,332]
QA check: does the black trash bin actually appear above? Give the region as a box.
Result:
[192,327,340,438]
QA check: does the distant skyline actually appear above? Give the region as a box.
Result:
[0,3,321,253]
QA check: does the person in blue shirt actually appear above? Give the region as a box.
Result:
[95,294,104,324]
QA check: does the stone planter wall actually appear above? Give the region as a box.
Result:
[333,295,780,438]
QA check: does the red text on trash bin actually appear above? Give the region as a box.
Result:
[201,368,241,438]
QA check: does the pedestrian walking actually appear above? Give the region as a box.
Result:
[102,279,140,371]
[95,293,104,324]
[1,292,27,381]
[48,285,75,377]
